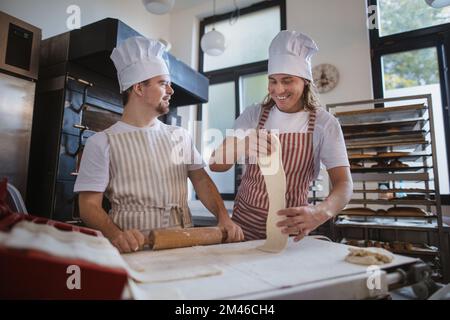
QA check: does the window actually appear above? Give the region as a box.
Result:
[369,0,450,199]
[240,72,269,113]
[201,82,236,195]
[378,0,450,37]
[381,48,449,194]
[203,6,281,72]
[199,0,286,198]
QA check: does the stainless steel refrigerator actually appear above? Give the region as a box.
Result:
[0,11,41,200]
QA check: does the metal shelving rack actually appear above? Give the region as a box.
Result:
[327,94,449,282]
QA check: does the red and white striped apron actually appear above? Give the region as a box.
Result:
[232,106,316,240]
[105,128,193,234]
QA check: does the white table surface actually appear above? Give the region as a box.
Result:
[122,237,419,300]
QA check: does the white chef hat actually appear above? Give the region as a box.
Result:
[268,30,319,81]
[110,36,170,93]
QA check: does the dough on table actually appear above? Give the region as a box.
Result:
[345,247,394,265]
[257,134,288,253]
[122,248,223,283]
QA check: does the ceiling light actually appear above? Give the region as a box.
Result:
[200,0,226,56]
[142,0,175,15]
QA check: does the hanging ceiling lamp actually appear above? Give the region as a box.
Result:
[201,0,226,56]
[142,0,175,15]
[425,0,450,8]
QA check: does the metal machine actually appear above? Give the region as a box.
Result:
[0,11,41,201]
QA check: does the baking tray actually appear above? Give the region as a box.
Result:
[350,166,429,173]
[336,104,426,124]
[348,152,432,162]
[344,130,428,140]
[341,118,428,133]
[348,199,436,205]
[352,188,435,194]
[346,140,429,151]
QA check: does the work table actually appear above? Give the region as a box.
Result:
[121,237,419,300]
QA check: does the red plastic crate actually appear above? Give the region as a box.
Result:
[0,179,128,299]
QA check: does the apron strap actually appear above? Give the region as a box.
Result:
[257,106,271,129]
[307,109,317,133]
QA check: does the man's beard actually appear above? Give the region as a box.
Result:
[156,102,170,115]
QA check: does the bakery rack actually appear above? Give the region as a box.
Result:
[326,94,449,283]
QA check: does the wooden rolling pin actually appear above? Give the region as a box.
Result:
[147,227,227,250]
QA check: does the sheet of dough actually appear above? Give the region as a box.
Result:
[257,134,288,253]
[122,247,222,283]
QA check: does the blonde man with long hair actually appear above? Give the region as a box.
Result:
[210,31,353,242]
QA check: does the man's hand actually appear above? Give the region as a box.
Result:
[109,229,146,253]
[276,206,331,242]
[218,218,245,243]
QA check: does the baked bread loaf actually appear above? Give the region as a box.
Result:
[391,241,414,252]
[371,160,389,168]
[389,159,409,168]
[350,161,364,168]
[340,207,376,216]
[386,207,431,217]
[377,152,409,157]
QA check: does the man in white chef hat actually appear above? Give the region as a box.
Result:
[75,36,244,253]
[210,30,352,242]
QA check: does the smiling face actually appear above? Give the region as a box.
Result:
[268,74,306,113]
[141,74,174,115]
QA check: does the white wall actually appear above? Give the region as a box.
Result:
[169,0,373,103]
[286,0,373,105]
[0,0,170,41]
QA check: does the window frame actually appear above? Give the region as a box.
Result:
[368,0,450,202]
[198,0,286,199]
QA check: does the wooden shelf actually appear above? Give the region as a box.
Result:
[342,118,428,133]
[345,132,426,144]
[348,152,432,162]
[392,248,439,256]
[350,166,430,173]
[353,189,435,194]
[336,104,426,123]
[334,221,438,231]
[338,212,437,219]
[346,140,429,151]
[352,173,429,182]
[349,199,435,205]
[344,129,427,140]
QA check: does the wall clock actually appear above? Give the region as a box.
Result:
[312,63,339,93]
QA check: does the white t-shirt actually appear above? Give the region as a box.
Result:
[74,120,205,193]
[233,104,349,179]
